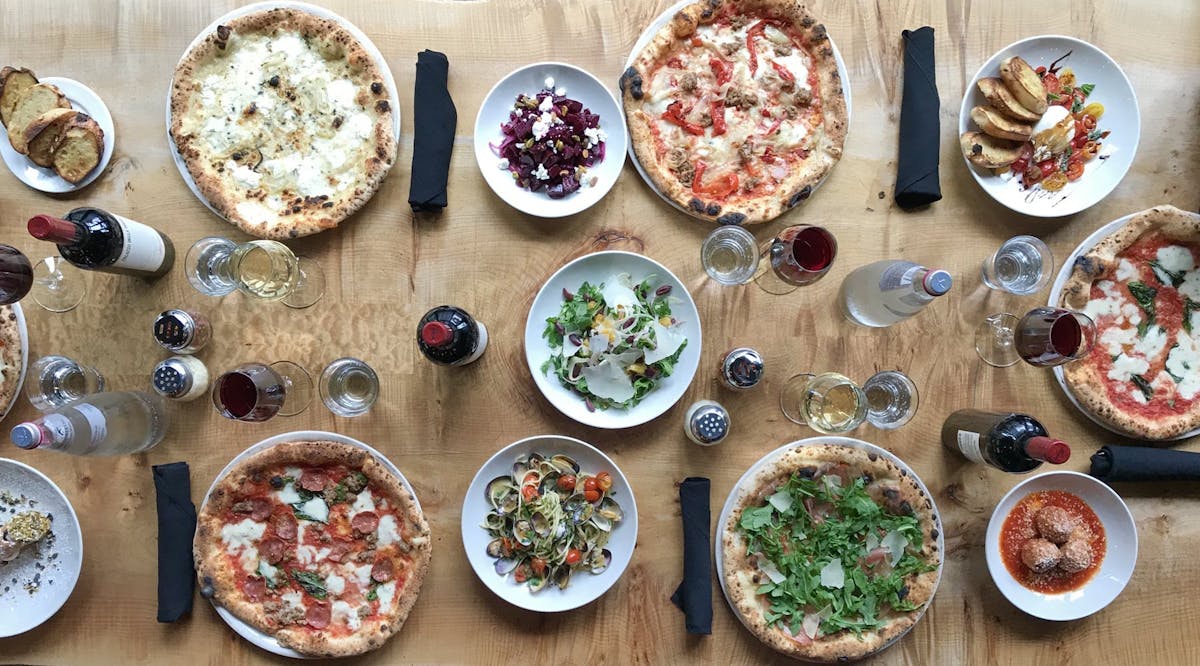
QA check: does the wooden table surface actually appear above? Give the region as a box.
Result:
[0,0,1198,663]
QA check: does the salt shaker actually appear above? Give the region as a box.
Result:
[153,309,212,354]
[152,356,210,402]
[685,400,730,446]
[720,347,764,390]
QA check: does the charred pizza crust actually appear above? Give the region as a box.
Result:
[170,8,395,240]
[0,306,22,417]
[1060,205,1200,440]
[721,444,941,662]
[195,440,431,658]
[621,0,847,225]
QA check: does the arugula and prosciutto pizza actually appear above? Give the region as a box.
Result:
[1060,205,1200,440]
[620,0,847,225]
[195,441,431,658]
[721,444,941,662]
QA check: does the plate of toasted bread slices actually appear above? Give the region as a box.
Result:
[0,68,113,192]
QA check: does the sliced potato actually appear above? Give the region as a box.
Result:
[999,56,1047,115]
[976,77,1041,123]
[970,106,1033,141]
[960,131,1023,169]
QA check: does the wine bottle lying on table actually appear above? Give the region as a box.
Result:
[28,207,174,278]
[942,409,1070,473]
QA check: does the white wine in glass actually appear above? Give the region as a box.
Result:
[780,372,868,434]
[186,237,324,308]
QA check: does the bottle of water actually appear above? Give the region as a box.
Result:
[10,391,169,455]
[839,260,953,328]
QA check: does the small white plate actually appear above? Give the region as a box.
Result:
[473,62,627,218]
[715,437,943,660]
[1047,209,1200,441]
[524,251,701,429]
[200,430,421,659]
[0,303,29,424]
[166,1,402,222]
[958,35,1139,217]
[0,77,114,193]
[985,471,1137,621]
[0,458,83,637]
[460,435,638,612]
[622,0,852,222]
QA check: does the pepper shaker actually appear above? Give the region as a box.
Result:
[720,347,764,390]
[153,309,212,354]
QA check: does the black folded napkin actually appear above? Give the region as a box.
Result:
[894,27,942,209]
[1090,445,1200,482]
[154,462,197,622]
[408,50,457,213]
[670,477,712,635]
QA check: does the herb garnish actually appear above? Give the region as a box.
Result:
[366,584,379,602]
[1149,260,1185,288]
[1184,298,1200,334]
[291,500,325,523]
[291,570,327,599]
[1080,83,1096,96]
[1128,281,1157,337]
[1131,374,1154,401]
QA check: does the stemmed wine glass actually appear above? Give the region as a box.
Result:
[212,362,313,421]
[185,237,325,309]
[975,307,1097,368]
[780,370,919,433]
[0,244,87,313]
[754,224,837,294]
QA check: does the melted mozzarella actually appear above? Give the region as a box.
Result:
[349,490,376,520]
[276,481,302,505]
[1133,325,1169,360]
[1084,280,1128,320]
[258,560,280,584]
[1099,325,1138,355]
[1115,258,1139,282]
[375,581,397,608]
[376,514,402,547]
[1157,246,1195,274]
[281,590,304,612]
[296,545,332,566]
[331,600,362,630]
[1180,270,1200,302]
[298,497,329,523]
[1109,353,1149,382]
[221,519,266,551]
[325,573,346,596]
[351,563,374,586]
[1167,331,1200,399]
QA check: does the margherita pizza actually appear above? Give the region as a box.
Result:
[195,441,431,657]
[0,305,21,417]
[170,8,396,240]
[1061,205,1200,440]
[620,0,847,225]
[721,443,941,662]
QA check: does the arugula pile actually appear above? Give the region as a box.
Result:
[737,473,935,639]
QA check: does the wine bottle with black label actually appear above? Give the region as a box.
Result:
[417,306,488,366]
[28,208,175,278]
[941,409,1070,473]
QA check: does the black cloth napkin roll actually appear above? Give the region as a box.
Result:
[894,27,942,209]
[154,462,197,622]
[1090,445,1200,482]
[670,477,712,635]
[408,50,457,213]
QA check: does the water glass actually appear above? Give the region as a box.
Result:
[26,355,105,411]
[981,235,1053,295]
[701,225,758,285]
[320,358,379,417]
[863,370,919,429]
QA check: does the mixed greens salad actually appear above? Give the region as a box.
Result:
[737,472,937,641]
[541,273,687,411]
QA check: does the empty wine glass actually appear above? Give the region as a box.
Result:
[754,225,837,295]
[26,355,105,411]
[186,237,325,309]
[976,307,1096,368]
[212,361,312,421]
[981,235,1054,295]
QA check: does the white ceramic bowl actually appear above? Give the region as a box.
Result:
[985,471,1137,621]
[461,435,638,612]
[474,62,627,218]
[524,250,701,429]
[958,35,1139,217]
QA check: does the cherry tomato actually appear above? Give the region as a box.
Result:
[1042,72,1061,95]
[1035,65,1047,74]
[521,485,539,501]
[1042,172,1068,192]
[565,549,582,565]
[690,36,702,47]
[1066,161,1084,181]
[1082,140,1100,161]
[596,472,613,493]
[557,475,577,492]
[1024,165,1044,184]
[514,567,528,583]
[1037,159,1058,176]
[1011,158,1029,175]
[523,472,539,484]
[1081,114,1097,132]
[584,489,601,503]
[531,558,547,576]
[583,477,599,493]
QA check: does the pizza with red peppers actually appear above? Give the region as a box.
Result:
[620,0,847,225]
[195,441,431,657]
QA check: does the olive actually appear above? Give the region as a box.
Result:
[269,475,284,489]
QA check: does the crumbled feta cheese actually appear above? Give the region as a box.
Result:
[583,126,607,148]
[498,158,509,170]
[555,86,566,97]
[544,76,555,89]
[534,163,550,181]
[538,95,554,112]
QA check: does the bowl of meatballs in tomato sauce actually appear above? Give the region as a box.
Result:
[986,471,1137,621]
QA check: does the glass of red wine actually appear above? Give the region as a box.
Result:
[212,361,313,421]
[0,244,86,313]
[755,225,837,295]
[975,307,1096,368]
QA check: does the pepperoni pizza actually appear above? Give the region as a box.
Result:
[195,441,431,657]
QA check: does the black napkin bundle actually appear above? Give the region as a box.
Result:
[154,462,197,622]
[1090,445,1200,482]
[408,50,457,213]
[894,27,942,209]
[670,477,712,634]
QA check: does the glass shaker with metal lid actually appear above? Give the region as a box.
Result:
[720,347,764,390]
[152,356,210,401]
[153,309,212,354]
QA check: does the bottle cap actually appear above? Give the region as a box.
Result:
[922,269,953,296]
[1028,436,1071,464]
[11,423,42,450]
[685,400,730,446]
[27,215,78,243]
[420,321,454,347]
[152,358,195,399]
[721,348,764,390]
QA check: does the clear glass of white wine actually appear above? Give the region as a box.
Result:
[185,237,325,309]
[781,370,919,433]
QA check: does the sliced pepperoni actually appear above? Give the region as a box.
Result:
[351,511,379,535]
[299,471,328,492]
[326,540,352,563]
[305,602,330,629]
[243,577,267,602]
[272,513,298,541]
[249,497,273,522]
[371,558,394,583]
[261,538,286,565]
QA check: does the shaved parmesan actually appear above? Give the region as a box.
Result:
[766,490,793,514]
[600,274,639,314]
[560,331,584,358]
[376,514,402,547]
[801,612,821,640]
[297,497,329,523]
[865,531,881,553]
[589,333,610,355]
[580,358,636,402]
[757,555,787,584]
[819,559,844,589]
[644,321,686,364]
[882,530,909,567]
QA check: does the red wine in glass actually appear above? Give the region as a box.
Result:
[0,245,33,305]
[771,225,837,286]
[1015,307,1096,367]
[212,364,286,422]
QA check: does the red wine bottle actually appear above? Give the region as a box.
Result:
[417,306,488,366]
[0,245,33,305]
[941,409,1070,473]
[27,207,175,278]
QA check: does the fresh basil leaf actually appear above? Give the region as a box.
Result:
[1131,374,1154,401]
[291,503,322,522]
[1128,281,1157,313]
[1080,83,1095,96]
[291,570,327,599]
[1184,298,1200,334]
[1137,318,1153,338]
[1149,260,1185,288]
